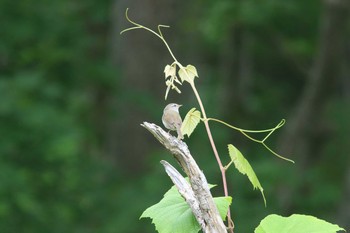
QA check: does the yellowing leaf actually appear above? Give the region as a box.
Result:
[178,68,189,83]
[164,64,176,78]
[164,64,182,100]
[228,144,266,206]
[178,65,199,83]
[186,65,198,78]
[181,108,201,138]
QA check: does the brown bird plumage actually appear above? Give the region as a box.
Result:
[162,103,183,139]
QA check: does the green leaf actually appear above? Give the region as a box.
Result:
[228,144,266,205]
[140,185,199,233]
[178,64,198,83]
[181,108,201,138]
[214,196,232,221]
[140,183,231,233]
[255,214,345,233]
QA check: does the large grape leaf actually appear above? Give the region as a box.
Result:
[140,183,231,233]
[255,214,345,233]
[228,144,266,205]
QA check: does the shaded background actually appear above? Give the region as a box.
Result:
[1,0,349,232]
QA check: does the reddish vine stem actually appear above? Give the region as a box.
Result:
[190,83,234,233]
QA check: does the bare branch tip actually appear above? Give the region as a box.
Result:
[140,121,151,128]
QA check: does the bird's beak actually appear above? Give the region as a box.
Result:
[178,104,182,108]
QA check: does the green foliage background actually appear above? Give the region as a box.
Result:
[1,0,349,233]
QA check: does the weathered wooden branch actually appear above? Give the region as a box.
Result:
[141,122,227,233]
[160,160,206,229]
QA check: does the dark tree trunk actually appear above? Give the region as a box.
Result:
[277,0,350,212]
[109,0,179,174]
[336,23,350,229]
[219,26,254,120]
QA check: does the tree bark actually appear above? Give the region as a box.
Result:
[336,23,350,229]
[142,122,227,233]
[109,0,179,172]
[219,26,254,117]
[277,0,350,211]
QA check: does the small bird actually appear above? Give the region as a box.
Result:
[162,103,183,139]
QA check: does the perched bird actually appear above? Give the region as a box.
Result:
[162,103,183,139]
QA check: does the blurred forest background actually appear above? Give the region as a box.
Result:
[1,0,349,232]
